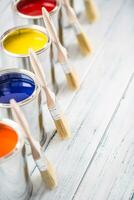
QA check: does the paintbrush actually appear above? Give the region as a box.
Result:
[29,49,71,139]
[62,0,92,56]
[42,7,79,90]
[10,99,57,189]
[84,0,100,23]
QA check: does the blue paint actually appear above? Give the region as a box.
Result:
[0,72,35,104]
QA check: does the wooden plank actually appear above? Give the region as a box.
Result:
[74,74,134,200]
[31,0,134,199]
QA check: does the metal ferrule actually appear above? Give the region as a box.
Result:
[72,21,82,35]
[60,61,72,74]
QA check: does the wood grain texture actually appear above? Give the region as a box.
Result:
[74,74,134,200]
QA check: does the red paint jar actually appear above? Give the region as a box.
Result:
[14,0,59,19]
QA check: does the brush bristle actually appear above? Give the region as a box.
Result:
[40,159,57,189]
[84,0,99,23]
[54,116,71,139]
[66,70,80,90]
[76,32,92,56]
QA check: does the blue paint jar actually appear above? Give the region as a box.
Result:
[0,72,35,104]
[0,68,47,146]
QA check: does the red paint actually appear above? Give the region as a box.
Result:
[0,123,18,158]
[17,0,57,17]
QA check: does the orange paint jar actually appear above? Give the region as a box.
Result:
[0,119,33,200]
[0,122,18,158]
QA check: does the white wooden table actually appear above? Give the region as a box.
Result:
[0,0,134,199]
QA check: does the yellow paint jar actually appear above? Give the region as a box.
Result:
[0,25,55,93]
[1,25,50,56]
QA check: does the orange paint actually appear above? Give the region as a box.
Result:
[0,123,18,158]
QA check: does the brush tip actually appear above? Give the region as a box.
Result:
[84,0,100,23]
[40,159,57,189]
[54,117,71,139]
[77,33,93,56]
[66,71,80,90]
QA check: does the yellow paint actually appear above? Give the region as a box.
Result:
[3,28,48,55]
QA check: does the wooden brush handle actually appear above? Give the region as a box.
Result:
[42,86,56,108]
[42,7,69,65]
[29,49,59,110]
[10,99,41,160]
[42,7,59,44]
[57,42,68,63]
[29,49,47,87]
